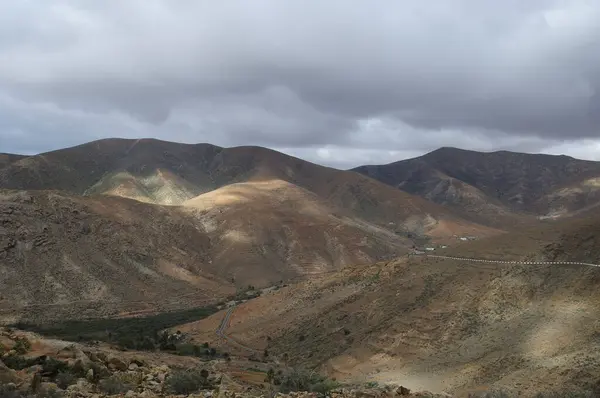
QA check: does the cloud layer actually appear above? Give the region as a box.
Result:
[1,0,599,168]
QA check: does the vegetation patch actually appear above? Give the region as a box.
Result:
[164,368,213,395]
[12,305,219,352]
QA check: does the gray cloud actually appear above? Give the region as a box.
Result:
[1,0,600,168]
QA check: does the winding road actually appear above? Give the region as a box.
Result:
[216,306,259,354]
[423,254,600,267]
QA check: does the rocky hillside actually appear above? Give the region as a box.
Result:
[0,139,499,321]
[177,214,600,396]
[0,185,423,324]
[0,327,450,398]
[0,154,26,169]
[353,147,600,222]
[0,139,492,235]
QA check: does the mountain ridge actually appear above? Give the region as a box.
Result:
[353,146,600,222]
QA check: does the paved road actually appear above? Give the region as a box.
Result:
[423,254,600,268]
[216,306,259,354]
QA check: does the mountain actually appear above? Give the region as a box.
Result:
[0,139,497,322]
[0,189,226,324]
[353,147,600,222]
[178,211,600,396]
[0,139,494,239]
[0,153,26,169]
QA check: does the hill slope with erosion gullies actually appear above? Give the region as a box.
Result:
[183,179,409,277]
[353,147,600,224]
[0,139,496,241]
[177,213,600,396]
[0,183,422,324]
[0,189,227,324]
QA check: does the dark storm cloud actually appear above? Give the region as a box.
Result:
[1,0,599,167]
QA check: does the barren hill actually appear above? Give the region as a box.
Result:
[183,179,408,278]
[0,189,230,324]
[353,147,600,222]
[0,138,495,240]
[0,184,426,324]
[0,153,26,169]
[178,213,600,396]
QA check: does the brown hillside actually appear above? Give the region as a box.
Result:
[183,179,408,279]
[178,214,600,396]
[0,139,495,241]
[0,153,26,169]
[0,181,422,323]
[0,189,231,324]
[353,147,600,222]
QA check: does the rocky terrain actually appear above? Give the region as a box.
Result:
[354,147,600,224]
[0,139,497,322]
[0,328,451,398]
[177,213,600,397]
[0,139,491,234]
[4,139,600,396]
[0,186,414,324]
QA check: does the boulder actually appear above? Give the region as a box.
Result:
[107,355,128,371]
[397,386,411,396]
[66,379,94,394]
[130,358,146,367]
[86,368,94,382]
[95,352,108,364]
[139,391,158,398]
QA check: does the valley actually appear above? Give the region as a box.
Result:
[2,139,600,397]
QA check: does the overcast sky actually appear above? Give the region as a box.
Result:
[1,1,599,168]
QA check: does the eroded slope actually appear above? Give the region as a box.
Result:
[178,215,600,395]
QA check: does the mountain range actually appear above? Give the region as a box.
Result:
[0,139,496,322]
[4,138,600,394]
[354,147,600,224]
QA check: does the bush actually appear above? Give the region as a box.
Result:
[55,371,77,390]
[41,358,69,377]
[0,384,64,398]
[99,375,134,395]
[164,368,211,395]
[13,337,31,355]
[0,385,19,398]
[2,355,33,370]
[279,368,339,395]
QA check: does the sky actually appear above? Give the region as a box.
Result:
[1,0,599,169]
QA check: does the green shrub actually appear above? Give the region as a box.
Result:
[0,385,19,398]
[13,305,218,350]
[279,368,339,395]
[13,337,31,355]
[2,355,33,370]
[164,368,211,395]
[0,384,64,398]
[41,358,69,376]
[55,371,77,390]
[99,375,134,395]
